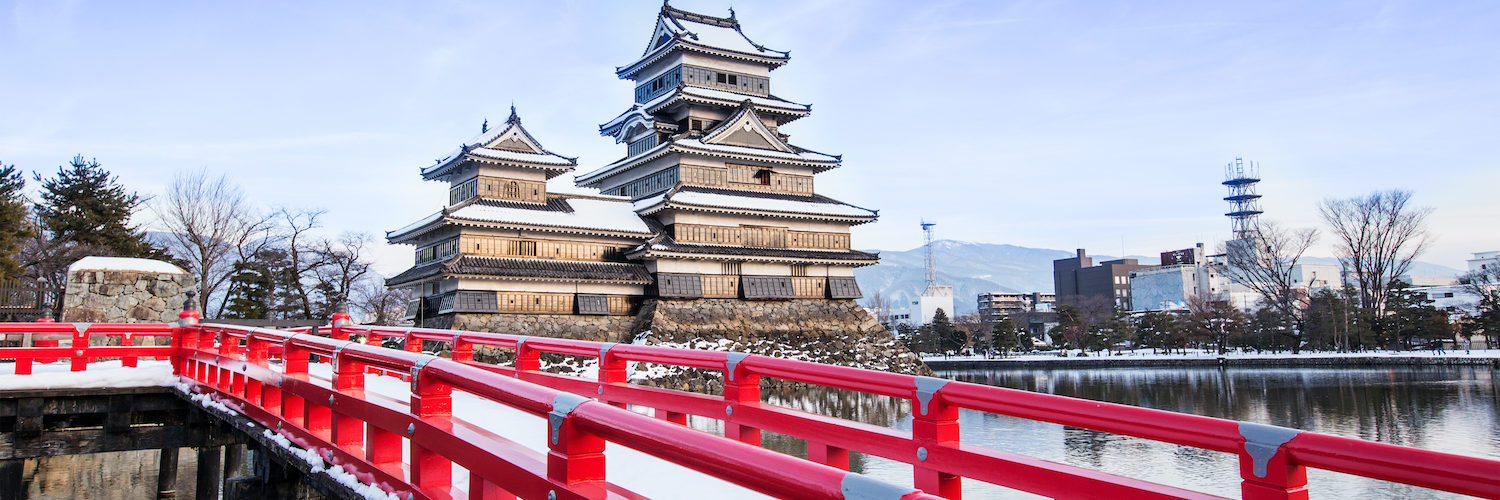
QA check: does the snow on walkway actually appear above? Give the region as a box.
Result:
[0,360,177,390]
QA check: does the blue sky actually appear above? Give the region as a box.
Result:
[3,0,1497,277]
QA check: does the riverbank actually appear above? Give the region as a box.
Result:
[924,349,1500,369]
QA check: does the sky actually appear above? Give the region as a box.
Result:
[2,0,1497,277]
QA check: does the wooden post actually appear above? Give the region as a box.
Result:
[223,445,245,486]
[0,459,24,498]
[157,447,180,499]
[196,446,222,500]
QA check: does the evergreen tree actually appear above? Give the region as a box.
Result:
[34,156,167,260]
[221,259,273,319]
[0,163,30,280]
[1385,280,1452,349]
[990,316,1019,357]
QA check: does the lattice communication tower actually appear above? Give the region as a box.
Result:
[920,220,938,287]
[1222,158,1263,240]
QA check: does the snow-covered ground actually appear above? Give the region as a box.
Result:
[924,348,1500,363]
[0,359,177,390]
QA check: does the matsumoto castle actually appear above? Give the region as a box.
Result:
[387,4,881,329]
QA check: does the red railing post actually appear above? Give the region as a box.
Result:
[31,315,58,368]
[808,441,850,471]
[331,344,366,456]
[1239,423,1309,500]
[410,357,453,491]
[597,343,627,408]
[404,330,423,354]
[69,323,88,372]
[18,316,55,375]
[515,337,539,373]
[199,326,217,387]
[911,377,961,499]
[282,338,308,427]
[451,336,472,363]
[722,353,760,446]
[246,336,269,409]
[120,333,137,368]
[547,394,606,485]
[330,307,352,341]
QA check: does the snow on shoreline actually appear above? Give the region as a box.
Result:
[924,348,1500,363]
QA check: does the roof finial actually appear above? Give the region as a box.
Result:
[507,104,521,125]
[728,6,736,21]
[481,118,488,133]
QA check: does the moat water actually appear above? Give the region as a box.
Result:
[756,366,1498,499]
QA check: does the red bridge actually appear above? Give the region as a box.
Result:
[0,308,1496,500]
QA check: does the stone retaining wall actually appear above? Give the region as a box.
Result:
[60,269,193,324]
[644,298,930,378]
[426,312,642,343]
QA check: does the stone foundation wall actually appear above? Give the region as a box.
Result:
[644,298,930,379]
[426,312,642,344]
[60,269,193,324]
[420,298,931,383]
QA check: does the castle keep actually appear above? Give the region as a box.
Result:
[386,5,923,376]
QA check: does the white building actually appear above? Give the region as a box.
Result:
[1468,251,1500,273]
[916,285,954,324]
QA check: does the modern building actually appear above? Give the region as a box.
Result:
[1053,249,1150,310]
[977,292,1055,323]
[386,3,878,329]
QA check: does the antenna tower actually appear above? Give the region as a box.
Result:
[920,220,938,287]
[1222,157,1263,240]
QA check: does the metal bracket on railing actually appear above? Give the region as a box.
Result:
[71,322,93,335]
[549,393,590,445]
[914,377,950,416]
[598,342,616,361]
[1239,421,1302,478]
[331,340,355,370]
[515,335,530,350]
[410,354,439,392]
[725,352,749,381]
[840,472,920,500]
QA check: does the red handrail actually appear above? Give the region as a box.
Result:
[1,315,1496,500]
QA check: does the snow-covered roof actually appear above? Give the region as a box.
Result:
[387,210,444,241]
[617,5,789,79]
[672,86,811,115]
[674,138,839,164]
[635,187,878,222]
[449,197,653,235]
[68,256,186,275]
[420,108,578,181]
[576,137,839,187]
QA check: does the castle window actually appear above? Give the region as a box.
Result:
[504,181,520,198]
[755,169,772,185]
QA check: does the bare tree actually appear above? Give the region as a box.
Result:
[153,170,274,314]
[277,208,325,318]
[1318,190,1432,318]
[18,213,95,288]
[1219,219,1319,352]
[1185,292,1248,355]
[312,232,373,316]
[351,279,412,326]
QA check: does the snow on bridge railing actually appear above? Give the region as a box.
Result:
[1,313,1497,500]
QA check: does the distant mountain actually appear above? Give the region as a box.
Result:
[853,240,1463,316]
[854,241,1088,316]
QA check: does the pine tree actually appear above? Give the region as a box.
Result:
[34,156,168,260]
[0,163,30,280]
[221,259,273,319]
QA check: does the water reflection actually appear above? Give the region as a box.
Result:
[743,366,1498,499]
[919,367,1499,498]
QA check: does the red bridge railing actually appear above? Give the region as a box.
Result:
[1,312,1497,500]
